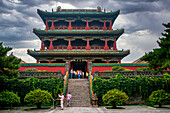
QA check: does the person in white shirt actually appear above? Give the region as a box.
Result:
[58,93,64,110]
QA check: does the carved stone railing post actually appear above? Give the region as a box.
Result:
[65,61,69,74]
[89,61,92,73]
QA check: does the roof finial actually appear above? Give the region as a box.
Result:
[97,6,101,12]
[57,6,61,11]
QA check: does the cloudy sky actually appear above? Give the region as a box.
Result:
[0,0,170,63]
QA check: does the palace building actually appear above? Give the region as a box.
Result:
[27,6,130,75]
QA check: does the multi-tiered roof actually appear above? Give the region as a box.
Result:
[28,6,130,64]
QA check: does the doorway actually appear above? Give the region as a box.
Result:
[71,61,87,78]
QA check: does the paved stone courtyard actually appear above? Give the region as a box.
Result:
[0,106,170,113]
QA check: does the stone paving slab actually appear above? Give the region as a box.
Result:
[0,106,169,113]
[47,106,170,113]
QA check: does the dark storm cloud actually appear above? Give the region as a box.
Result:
[0,6,11,14]
[113,0,159,2]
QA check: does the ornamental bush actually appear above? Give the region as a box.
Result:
[112,66,125,71]
[23,68,38,71]
[0,91,20,108]
[111,66,131,71]
[102,89,129,108]
[134,67,151,71]
[0,77,63,105]
[93,73,170,105]
[149,89,170,108]
[24,89,52,108]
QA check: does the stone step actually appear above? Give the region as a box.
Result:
[67,79,91,107]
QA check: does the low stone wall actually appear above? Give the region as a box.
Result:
[94,70,170,78]
[18,71,63,79]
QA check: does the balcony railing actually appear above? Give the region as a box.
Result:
[44,46,115,51]
[48,26,110,30]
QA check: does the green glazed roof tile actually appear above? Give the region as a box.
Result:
[38,9,120,15]
[33,28,124,34]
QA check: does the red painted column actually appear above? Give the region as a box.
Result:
[45,20,48,31]
[49,59,51,63]
[49,39,53,50]
[107,59,109,63]
[103,20,107,31]
[109,20,113,31]
[50,20,55,30]
[119,59,121,63]
[41,38,44,51]
[87,59,89,72]
[113,38,117,51]
[67,39,72,50]
[68,20,72,30]
[86,38,91,50]
[104,38,109,50]
[36,59,39,63]
[86,20,90,30]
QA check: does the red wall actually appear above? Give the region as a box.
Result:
[19,67,65,74]
[92,66,147,74]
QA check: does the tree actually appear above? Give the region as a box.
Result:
[102,89,129,108]
[0,42,21,77]
[149,89,170,108]
[24,89,52,108]
[141,23,170,73]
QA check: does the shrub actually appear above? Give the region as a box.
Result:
[149,89,170,108]
[102,89,129,108]
[24,89,52,108]
[23,68,38,71]
[111,66,131,71]
[163,73,170,79]
[93,75,170,105]
[0,91,20,108]
[0,77,63,106]
[112,66,125,71]
[135,67,151,71]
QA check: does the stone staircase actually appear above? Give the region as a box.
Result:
[67,79,91,107]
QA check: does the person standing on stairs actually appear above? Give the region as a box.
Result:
[58,93,64,110]
[67,92,72,107]
[70,69,73,79]
[78,70,80,79]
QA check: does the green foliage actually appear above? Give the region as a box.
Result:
[102,89,129,108]
[24,89,52,108]
[0,90,20,108]
[23,68,38,72]
[134,67,151,71]
[163,73,170,79]
[141,23,170,73]
[112,66,131,71]
[0,42,21,77]
[149,89,170,108]
[0,77,63,106]
[93,74,170,105]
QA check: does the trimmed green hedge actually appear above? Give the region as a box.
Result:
[93,73,170,105]
[0,76,63,106]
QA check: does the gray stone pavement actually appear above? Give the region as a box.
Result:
[48,106,170,113]
[0,106,169,113]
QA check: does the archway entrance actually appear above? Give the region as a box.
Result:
[71,61,87,78]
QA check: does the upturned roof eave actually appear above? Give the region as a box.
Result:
[27,50,130,56]
[33,28,124,40]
